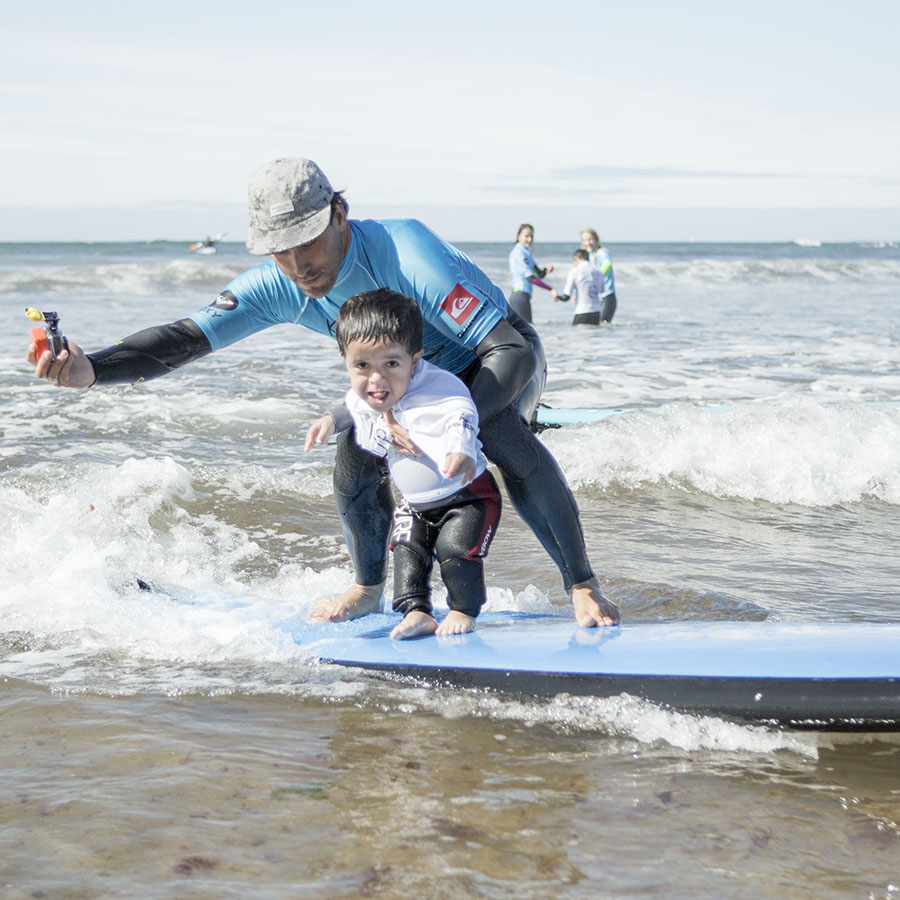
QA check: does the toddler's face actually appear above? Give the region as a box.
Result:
[342,338,422,413]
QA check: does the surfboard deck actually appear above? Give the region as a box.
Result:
[303,618,900,731]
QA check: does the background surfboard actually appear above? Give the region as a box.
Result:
[533,401,900,427]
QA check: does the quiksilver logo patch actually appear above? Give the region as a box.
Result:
[440,284,480,325]
[210,291,238,311]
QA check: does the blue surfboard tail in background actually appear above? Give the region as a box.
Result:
[532,401,900,429]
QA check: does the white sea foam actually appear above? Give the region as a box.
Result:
[544,401,900,506]
[0,453,549,687]
[337,677,822,757]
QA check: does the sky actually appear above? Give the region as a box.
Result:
[2,0,899,242]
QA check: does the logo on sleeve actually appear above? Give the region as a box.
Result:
[210,291,238,311]
[440,284,480,325]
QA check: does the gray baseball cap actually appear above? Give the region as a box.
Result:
[246,158,335,255]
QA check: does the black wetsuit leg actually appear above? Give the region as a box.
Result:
[389,499,437,616]
[460,315,595,593]
[477,406,593,592]
[391,472,501,619]
[432,471,501,618]
[503,308,545,421]
[507,291,533,324]
[332,429,393,586]
[573,312,601,326]
[600,293,617,323]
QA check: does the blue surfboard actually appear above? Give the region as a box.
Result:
[533,401,900,427]
[304,618,900,731]
[534,406,632,426]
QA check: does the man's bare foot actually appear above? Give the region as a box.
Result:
[436,610,475,636]
[391,610,437,640]
[571,578,620,627]
[307,582,384,623]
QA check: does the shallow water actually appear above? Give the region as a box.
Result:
[2,239,899,897]
[2,685,899,899]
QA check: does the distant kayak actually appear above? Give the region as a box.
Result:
[189,233,226,254]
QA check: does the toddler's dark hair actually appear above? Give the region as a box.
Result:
[336,289,423,356]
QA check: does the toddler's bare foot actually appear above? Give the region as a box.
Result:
[391,610,438,640]
[571,578,620,627]
[436,611,475,636]
[307,582,384,623]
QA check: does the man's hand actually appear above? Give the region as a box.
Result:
[305,414,336,451]
[443,452,475,486]
[383,409,421,456]
[27,341,95,388]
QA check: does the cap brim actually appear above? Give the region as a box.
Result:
[246,203,333,255]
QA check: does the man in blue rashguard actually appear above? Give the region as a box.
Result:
[29,158,619,628]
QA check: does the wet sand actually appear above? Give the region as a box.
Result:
[2,681,899,899]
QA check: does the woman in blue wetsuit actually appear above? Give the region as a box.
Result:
[580,228,617,323]
[507,224,553,324]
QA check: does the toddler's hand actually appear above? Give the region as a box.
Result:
[305,414,335,451]
[443,453,475,486]
[383,410,421,455]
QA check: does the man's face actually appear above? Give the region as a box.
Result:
[271,203,350,297]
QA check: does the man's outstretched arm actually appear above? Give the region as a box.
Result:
[29,318,213,387]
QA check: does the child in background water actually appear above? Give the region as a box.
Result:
[552,248,605,326]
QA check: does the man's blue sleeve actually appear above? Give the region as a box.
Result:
[187,262,313,351]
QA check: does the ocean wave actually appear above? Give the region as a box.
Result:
[617,257,900,286]
[0,259,246,297]
[3,254,900,298]
[545,401,900,506]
